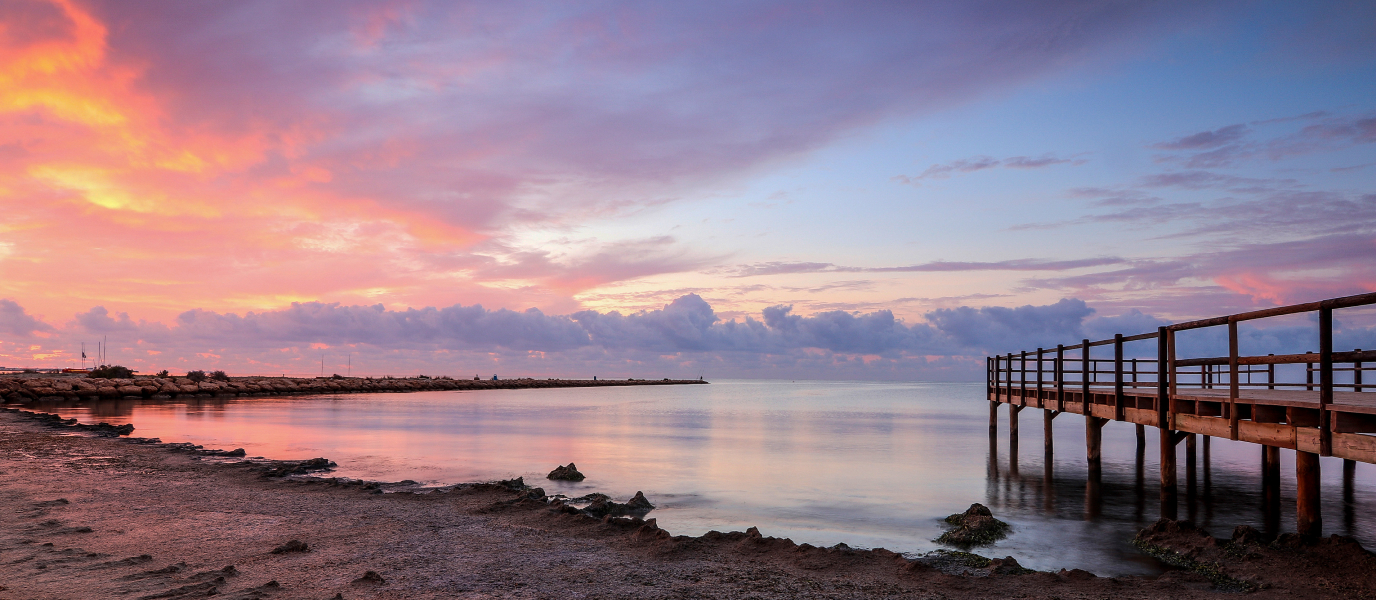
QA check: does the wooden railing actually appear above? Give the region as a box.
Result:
[987,291,1376,457]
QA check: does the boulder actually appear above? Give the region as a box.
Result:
[547,463,586,481]
[937,503,1010,547]
[626,491,655,511]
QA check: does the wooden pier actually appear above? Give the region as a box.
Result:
[987,291,1376,539]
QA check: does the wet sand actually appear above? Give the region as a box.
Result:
[0,410,1372,599]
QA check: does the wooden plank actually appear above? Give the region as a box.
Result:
[1332,432,1376,463]
[1175,414,1232,439]
[1088,403,1115,421]
[1237,421,1295,449]
[1124,407,1159,428]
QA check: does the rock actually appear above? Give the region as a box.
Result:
[989,555,1030,575]
[937,503,1010,547]
[352,570,385,584]
[497,476,524,490]
[270,540,309,554]
[625,491,655,511]
[547,463,586,481]
[1232,524,1263,546]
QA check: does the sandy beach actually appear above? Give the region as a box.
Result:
[1,409,1374,599]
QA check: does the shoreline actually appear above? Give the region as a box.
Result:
[1,411,1373,597]
[0,374,706,404]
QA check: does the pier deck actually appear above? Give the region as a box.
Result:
[986,291,1376,538]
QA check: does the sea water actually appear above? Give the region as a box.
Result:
[31,380,1376,575]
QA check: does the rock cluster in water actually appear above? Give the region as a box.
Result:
[547,463,586,481]
[937,503,1010,547]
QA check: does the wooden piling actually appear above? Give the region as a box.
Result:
[1186,433,1197,493]
[1263,445,1281,508]
[1010,404,1022,452]
[1160,426,1178,519]
[1135,423,1145,453]
[989,400,998,437]
[1086,415,1105,480]
[1044,408,1056,459]
[1296,450,1322,539]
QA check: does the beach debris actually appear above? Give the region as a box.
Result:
[936,503,1010,547]
[547,463,585,481]
[352,570,386,584]
[270,539,310,554]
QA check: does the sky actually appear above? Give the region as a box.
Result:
[1,0,1374,379]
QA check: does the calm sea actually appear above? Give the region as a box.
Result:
[29,380,1376,575]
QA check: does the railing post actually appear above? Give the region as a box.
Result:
[1114,333,1124,421]
[1020,351,1028,404]
[1357,349,1364,392]
[1157,327,1169,428]
[1320,307,1334,457]
[1306,353,1314,391]
[1082,339,1092,414]
[1168,330,1177,402]
[1229,320,1240,441]
[1006,354,1014,404]
[1268,354,1275,390]
[987,356,992,398]
[1036,348,1044,406]
[1056,344,1065,412]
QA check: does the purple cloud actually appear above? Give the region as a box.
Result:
[730,257,1124,277]
[1153,124,1249,150]
[0,299,54,337]
[901,153,1083,182]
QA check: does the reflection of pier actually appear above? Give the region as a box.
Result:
[987,292,1375,539]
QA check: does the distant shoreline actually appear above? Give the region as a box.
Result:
[0,374,706,403]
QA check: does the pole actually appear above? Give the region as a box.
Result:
[1297,450,1322,539]
[1114,334,1124,421]
[1229,321,1240,441]
[1320,307,1334,456]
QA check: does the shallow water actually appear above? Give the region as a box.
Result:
[28,380,1376,575]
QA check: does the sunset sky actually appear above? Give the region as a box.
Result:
[1,0,1374,379]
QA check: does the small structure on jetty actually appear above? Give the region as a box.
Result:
[987,291,1376,539]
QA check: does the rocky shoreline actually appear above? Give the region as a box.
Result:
[2,408,1375,597]
[0,374,705,404]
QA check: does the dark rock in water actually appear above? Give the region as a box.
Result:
[497,476,524,490]
[352,570,386,584]
[1232,524,1264,546]
[582,497,612,518]
[989,555,1032,575]
[937,503,1010,547]
[579,492,655,518]
[625,491,654,511]
[547,463,585,481]
[261,457,337,478]
[270,540,309,554]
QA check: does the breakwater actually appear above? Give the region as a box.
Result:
[0,375,706,403]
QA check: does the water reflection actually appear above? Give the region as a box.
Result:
[15,380,1376,577]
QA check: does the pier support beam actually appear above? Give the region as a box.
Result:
[989,401,998,437]
[1010,405,1022,449]
[1044,409,1057,460]
[1186,433,1198,495]
[1296,450,1322,539]
[1085,416,1107,480]
[1010,405,1023,476]
[1135,424,1145,454]
[1262,445,1281,507]
[1160,428,1182,520]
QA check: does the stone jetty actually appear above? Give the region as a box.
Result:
[0,375,706,403]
